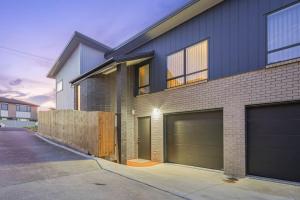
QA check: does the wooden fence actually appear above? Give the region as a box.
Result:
[38,110,115,157]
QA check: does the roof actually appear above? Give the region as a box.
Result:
[47,31,112,78]
[70,51,155,85]
[0,97,38,107]
[105,0,223,58]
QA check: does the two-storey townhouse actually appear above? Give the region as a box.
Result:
[48,0,300,182]
[0,97,38,127]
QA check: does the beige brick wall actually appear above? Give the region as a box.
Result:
[30,106,38,120]
[8,103,16,118]
[130,61,300,177]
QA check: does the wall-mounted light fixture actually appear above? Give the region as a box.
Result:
[152,107,161,118]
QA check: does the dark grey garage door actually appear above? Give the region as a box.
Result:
[247,103,300,182]
[166,110,223,170]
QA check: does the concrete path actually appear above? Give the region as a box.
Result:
[0,128,182,200]
[98,158,300,200]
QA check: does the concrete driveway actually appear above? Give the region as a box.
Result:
[0,128,182,200]
[98,158,300,200]
[1,128,300,200]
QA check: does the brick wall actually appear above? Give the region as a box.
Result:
[131,60,300,177]
[30,106,38,120]
[8,103,16,118]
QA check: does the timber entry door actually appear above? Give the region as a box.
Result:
[138,117,151,160]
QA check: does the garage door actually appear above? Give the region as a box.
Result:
[247,103,300,182]
[166,110,223,170]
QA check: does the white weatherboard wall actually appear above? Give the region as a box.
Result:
[0,110,8,117]
[0,119,37,128]
[56,46,81,110]
[16,111,31,119]
[80,44,106,74]
[55,44,107,110]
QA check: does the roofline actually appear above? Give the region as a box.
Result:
[47,31,112,79]
[105,0,223,58]
[0,97,39,107]
[70,51,155,85]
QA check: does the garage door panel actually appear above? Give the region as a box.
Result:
[168,145,223,169]
[248,119,300,136]
[166,110,223,170]
[248,105,300,118]
[247,103,300,182]
[169,133,223,146]
[248,135,300,149]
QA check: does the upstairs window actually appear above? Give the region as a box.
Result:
[0,103,8,110]
[186,40,208,84]
[138,64,150,95]
[167,50,184,88]
[167,40,208,88]
[16,105,31,112]
[57,80,63,92]
[267,2,300,64]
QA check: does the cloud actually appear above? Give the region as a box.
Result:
[9,78,22,86]
[0,74,55,108]
[0,89,27,98]
[27,94,54,105]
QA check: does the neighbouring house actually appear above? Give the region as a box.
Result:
[0,97,38,128]
[47,0,300,182]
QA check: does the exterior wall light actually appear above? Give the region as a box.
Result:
[152,108,161,117]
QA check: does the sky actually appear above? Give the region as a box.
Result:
[0,0,188,109]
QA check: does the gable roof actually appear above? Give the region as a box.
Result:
[47,31,112,78]
[0,97,38,107]
[105,0,223,58]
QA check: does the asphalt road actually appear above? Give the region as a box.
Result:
[0,128,182,200]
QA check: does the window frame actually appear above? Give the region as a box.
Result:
[75,84,81,110]
[56,79,63,92]
[266,2,300,65]
[16,104,31,112]
[0,103,8,110]
[136,61,151,96]
[166,39,209,89]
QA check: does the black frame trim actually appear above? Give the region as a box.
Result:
[136,60,151,96]
[0,103,8,111]
[166,39,209,89]
[266,2,300,65]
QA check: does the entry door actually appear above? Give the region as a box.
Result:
[138,117,151,160]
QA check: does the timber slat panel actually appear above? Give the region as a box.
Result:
[38,110,115,157]
[99,112,115,157]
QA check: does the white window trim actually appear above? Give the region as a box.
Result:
[56,79,63,92]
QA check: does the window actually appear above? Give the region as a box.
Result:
[138,64,150,95]
[75,85,81,110]
[167,50,184,88]
[0,103,8,110]
[57,80,63,92]
[267,2,300,64]
[16,105,31,112]
[186,40,208,84]
[167,40,208,88]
